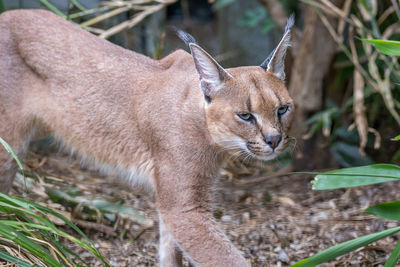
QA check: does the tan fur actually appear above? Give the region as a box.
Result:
[0,10,294,266]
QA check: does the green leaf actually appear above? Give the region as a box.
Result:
[365,201,400,221]
[0,220,102,265]
[304,120,323,139]
[70,0,87,12]
[392,135,400,141]
[329,141,373,168]
[312,164,400,190]
[362,39,400,56]
[385,240,400,267]
[0,193,109,266]
[0,137,24,170]
[292,226,400,267]
[0,224,60,266]
[305,107,339,125]
[237,7,266,27]
[392,149,400,163]
[261,17,276,34]
[0,250,31,267]
[333,126,361,146]
[292,258,309,266]
[322,112,332,136]
[47,188,153,228]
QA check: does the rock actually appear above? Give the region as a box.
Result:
[278,250,289,263]
[221,215,231,222]
[242,212,250,221]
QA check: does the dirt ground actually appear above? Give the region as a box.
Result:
[9,152,400,267]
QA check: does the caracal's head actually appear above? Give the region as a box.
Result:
[179,15,295,161]
[203,66,294,161]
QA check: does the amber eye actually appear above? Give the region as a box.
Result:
[238,113,254,122]
[277,106,289,116]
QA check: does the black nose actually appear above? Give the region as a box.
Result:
[265,134,281,150]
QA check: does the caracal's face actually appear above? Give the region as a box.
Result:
[205,66,294,161]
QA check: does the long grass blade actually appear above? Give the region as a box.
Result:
[385,240,400,267]
[39,0,67,19]
[292,226,400,267]
[0,220,98,265]
[0,137,23,170]
[0,193,109,266]
[0,250,32,267]
[80,6,132,28]
[0,224,60,266]
[68,6,113,19]
[71,0,87,12]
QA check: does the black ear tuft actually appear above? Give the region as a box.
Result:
[284,13,295,34]
[170,27,198,47]
[260,13,295,80]
[171,28,232,100]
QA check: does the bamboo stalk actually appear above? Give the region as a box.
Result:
[99,4,164,39]
[69,6,113,19]
[101,0,155,6]
[377,6,395,25]
[84,26,106,35]
[319,0,346,18]
[39,0,67,19]
[300,0,337,17]
[71,0,87,12]
[337,0,353,38]
[80,5,134,28]
[318,12,340,43]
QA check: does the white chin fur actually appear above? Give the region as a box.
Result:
[256,152,279,161]
[247,142,284,161]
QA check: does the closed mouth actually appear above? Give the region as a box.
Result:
[245,141,286,160]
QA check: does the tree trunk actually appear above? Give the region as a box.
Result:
[289,4,340,170]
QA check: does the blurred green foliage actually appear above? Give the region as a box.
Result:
[0,0,4,13]
[237,7,276,34]
[294,39,400,267]
[303,1,400,166]
[213,0,296,34]
[0,139,109,266]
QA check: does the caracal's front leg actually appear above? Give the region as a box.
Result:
[159,213,183,267]
[155,159,250,267]
[0,115,35,194]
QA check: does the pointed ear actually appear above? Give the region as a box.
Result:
[260,14,294,80]
[189,43,232,102]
